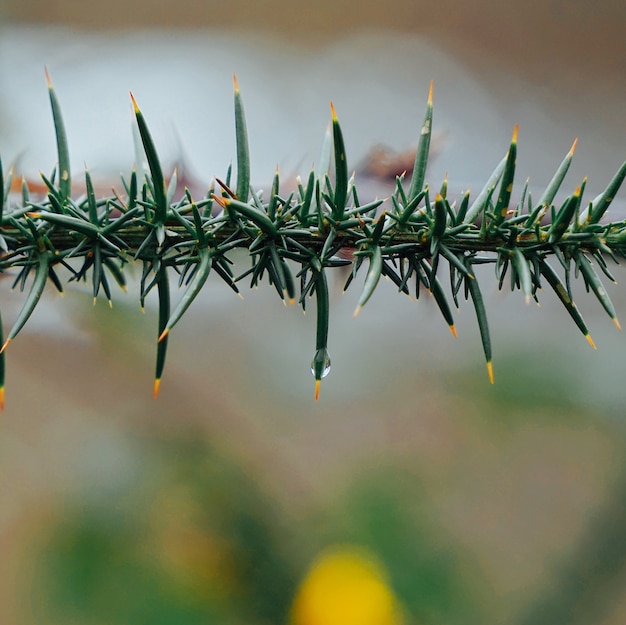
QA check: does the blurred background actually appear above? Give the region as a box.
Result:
[1,1,626,624]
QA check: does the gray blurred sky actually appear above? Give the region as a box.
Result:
[3,0,625,83]
[0,0,624,199]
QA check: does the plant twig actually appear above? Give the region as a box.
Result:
[0,74,625,408]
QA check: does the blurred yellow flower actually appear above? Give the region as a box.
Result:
[291,545,405,625]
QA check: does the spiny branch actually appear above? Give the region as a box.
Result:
[0,74,625,409]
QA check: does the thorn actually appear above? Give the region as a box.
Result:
[0,387,4,411]
[614,318,622,331]
[158,328,169,343]
[211,194,228,209]
[585,334,597,350]
[153,378,161,398]
[130,91,140,114]
[512,124,519,143]
[0,338,11,355]
[233,73,239,93]
[108,300,113,309]
[487,361,494,384]
[353,305,362,319]
[428,80,434,105]
[93,297,97,306]
[237,293,244,301]
[330,101,338,122]
[44,66,52,89]
[524,295,531,305]
[449,325,457,338]
[289,298,296,306]
[569,137,579,156]
[315,379,321,401]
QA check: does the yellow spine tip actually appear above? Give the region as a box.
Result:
[44,66,52,88]
[570,137,579,155]
[315,379,321,401]
[0,387,4,411]
[0,339,11,355]
[487,361,494,384]
[586,334,597,349]
[512,124,519,143]
[353,305,362,319]
[427,80,434,105]
[449,325,457,338]
[614,318,622,331]
[130,91,140,114]
[233,73,239,93]
[211,194,228,209]
[158,329,169,343]
[289,298,296,306]
[153,378,161,398]
[92,298,97,306]
[330,101,338,122]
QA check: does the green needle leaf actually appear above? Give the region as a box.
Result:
[84,167,98,224]
[407,81,433,202]
[330,102,348,221]
[131,92,166,224]
[492,125,518,226]
[577,253,621,330]
[354,245,383,317]
[313,267,331,400]
[159,246,212,341]
[588,160,626,224]
[421,260,456,337]
[512,248,533,303]
[547,186,581,243]
[465,261,494,383]
[430,193,447,255]
[213,196,278,238]
[234,74,250,202]
[154,263,170,398]
[539,258,596,349]
[45,68,71,202]
[537,137,577,209]
[464,155,507,224]
[0,251,51,353]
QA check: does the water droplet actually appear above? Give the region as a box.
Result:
[310,349,331,379]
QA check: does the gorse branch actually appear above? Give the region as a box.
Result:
[1,73,626,409]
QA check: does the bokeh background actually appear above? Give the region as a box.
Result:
[1,1,626,624]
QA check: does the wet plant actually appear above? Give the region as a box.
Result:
[0,73,625,409]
